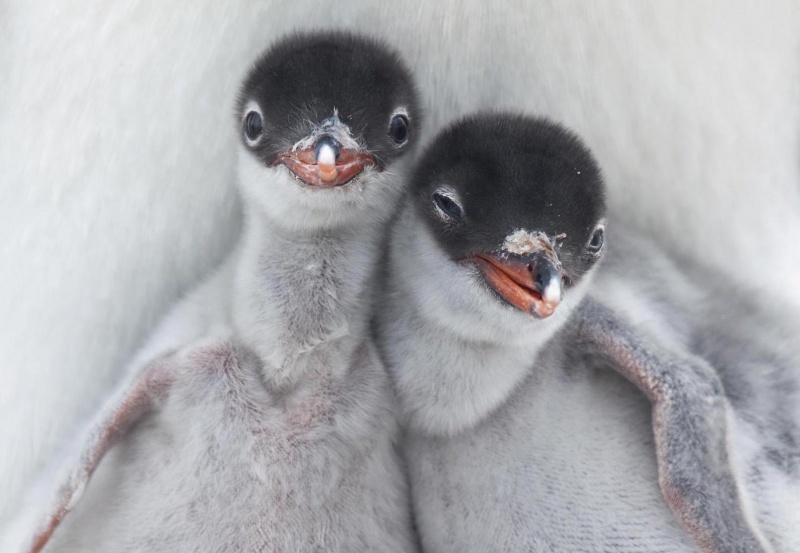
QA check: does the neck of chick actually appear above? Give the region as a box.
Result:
[232,207,381,393]
[375,206,588,437]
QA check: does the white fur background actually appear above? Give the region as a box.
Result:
[2,0,800,527]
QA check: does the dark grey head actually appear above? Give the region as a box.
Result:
[408,112,606,319]
[236,31,421,230]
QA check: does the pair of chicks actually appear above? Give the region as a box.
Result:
[19,32,776,553]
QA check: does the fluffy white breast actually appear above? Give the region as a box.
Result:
[38,338,415,552]
[406,344,697,552]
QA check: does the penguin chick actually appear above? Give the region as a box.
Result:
[374,113,772,553]
[379,112,607,436]
[23,31,421,553]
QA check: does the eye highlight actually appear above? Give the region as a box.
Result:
[587,225,605,254]
[244,111,263,142]
[432,191,463,223]
[388,114,409,144]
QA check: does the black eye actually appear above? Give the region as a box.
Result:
[244,111,263,141]
[433,192,463,223]
[388,114,409,144]
[587,226,604,253]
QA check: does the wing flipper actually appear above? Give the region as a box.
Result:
[575,298,772,553]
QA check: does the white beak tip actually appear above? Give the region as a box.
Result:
[317,143,336,168]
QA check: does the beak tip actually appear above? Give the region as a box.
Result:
[316,142,337,168]
[542,288,562,307]
[533,275,562,319]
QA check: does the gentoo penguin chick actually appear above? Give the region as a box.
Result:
[21,32,421,553]
[375,113,772,552]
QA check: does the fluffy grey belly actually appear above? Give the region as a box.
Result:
[44,344,415,553]
[406,355,697,553]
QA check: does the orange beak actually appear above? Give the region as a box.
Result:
[466,252,563,318]
[271,138,377,187]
